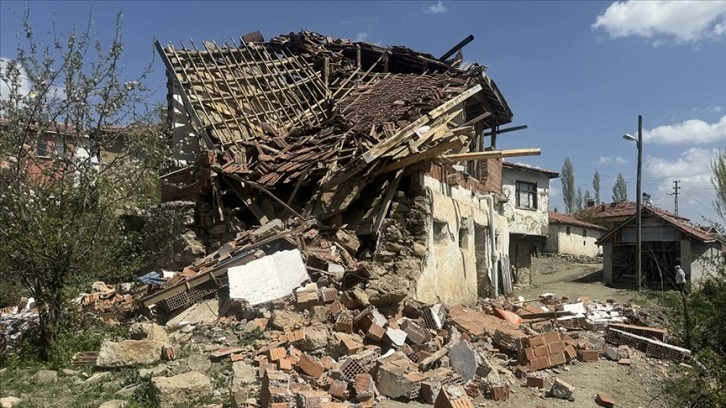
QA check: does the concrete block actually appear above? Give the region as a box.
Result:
[228,249,308,305]
[549,378,575,401]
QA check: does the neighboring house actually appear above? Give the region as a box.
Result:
[501,161,559,282]
[575,200,689,230]
[596,205,723,288]
[547,211,606,257]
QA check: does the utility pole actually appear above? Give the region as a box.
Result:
[636,115,642,292]
[668,180,681,216]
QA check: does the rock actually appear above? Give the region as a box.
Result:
[232,361,256,386]
[30,369,57,384]
[115,384,140,399]
[366,276,410,306]
[175,353,212,374]
[151,371,213,408]
[298,327,329,351]
[129,322,169,343]
[97,340,163,367]
[269,310,304,331]
[98,399,127,408]
[0,397,22,408]
[85,372,113,383]
[61,368,80,376]
[138,364,168,378]
[605,347,619,361]
[549,378,575,401]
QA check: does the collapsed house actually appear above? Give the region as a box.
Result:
[151,30,541,312]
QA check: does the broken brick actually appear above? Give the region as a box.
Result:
[564,344,577,361]
[596,392,616,407]
[533,344,550,358]
[489,382,510,401]
[340,336,363,356]
[278,358,292,372]
[298,353,325,378]
[354,373,375,401]
[328,380,349,399]
[286,329,306,343]
[579,350,600,362]
[547,340,566,354]
[527,374,547,389]
[548,352,566,367]
[269,347,287,362]
[365,323,385,342]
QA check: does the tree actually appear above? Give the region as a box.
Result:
[561,158,575,212]
[712,147,726,226]
[584,190,592,207]
[612,173,628,202]
[593,172,601,204]
[575,187,584,211]
[0,10,167,361]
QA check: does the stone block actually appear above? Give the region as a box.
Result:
[151,371,212,408]
[97,340,163,368]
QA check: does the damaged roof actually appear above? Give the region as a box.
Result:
[158,30,513,193]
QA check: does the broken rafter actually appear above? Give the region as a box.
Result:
[443,148,541,161]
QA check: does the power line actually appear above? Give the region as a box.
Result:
[667,180,681,216]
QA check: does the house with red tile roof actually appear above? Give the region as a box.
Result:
[547,211,607,257]
[595,205,723,289]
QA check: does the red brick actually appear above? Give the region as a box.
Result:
[529,355,551,371]
[528,334,546,347]
[434,385,476,408]
[533,344,549,358]
[161,344,175,361]
[268,347,287,362]
[526,375,546,388]
[297,291,320,309]
[340,337,363,356]
[320,355,336,370]
[354,374,375,401]
[365,323,385,342]
[596,392,616,407]
[211,346,246,358]
[564,345,577,361]
[579,350,600,362]
[298,353,325,378]
[489,383,510,401]
[328,380,349,399]
[230,353,245,362]
[542,331,561,344]
[618,358,632,366]
[320,287,339,303]
[521,347,536,362]
[548,352,566,367]
[547,340,566,354]
[335,314,353,333]
[278,358,292,371]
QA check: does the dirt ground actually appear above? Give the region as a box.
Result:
[380,255,679,408]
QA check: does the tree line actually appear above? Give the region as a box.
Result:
[560,158,628,213]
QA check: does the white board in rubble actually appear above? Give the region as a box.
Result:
[228,249,308,305]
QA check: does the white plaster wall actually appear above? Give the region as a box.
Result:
[550,225,603,257]
[688,242,722,286]
[171,92,200,164]
[414,175,508,306]
[502,169,551,236]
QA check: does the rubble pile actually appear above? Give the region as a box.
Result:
[0,297,38,355]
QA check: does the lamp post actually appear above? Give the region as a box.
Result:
[623,115,643,291]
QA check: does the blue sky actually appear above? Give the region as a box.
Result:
[1,1,725,222]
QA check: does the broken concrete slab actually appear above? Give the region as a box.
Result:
[233,361,257,386]
[228,249,308,306]
[166,299,219,328]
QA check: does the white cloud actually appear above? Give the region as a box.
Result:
[643,115,726,144]
[592,1,726,44]
[598,156,627,164]
[354,32,369,42]
[0,57,65,103]
[423,1,448,15]
[646,147,720,220]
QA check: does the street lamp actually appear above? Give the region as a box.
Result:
[623,115,643,291]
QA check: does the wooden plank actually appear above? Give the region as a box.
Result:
[381,136,467,174]
[361,84,482,164]
[372,171,403,234]
[443,148,541,161]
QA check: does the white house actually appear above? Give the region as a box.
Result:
[547,211,606,257]
[501,161,559,283]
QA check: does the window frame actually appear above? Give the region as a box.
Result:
[515,180,538,210]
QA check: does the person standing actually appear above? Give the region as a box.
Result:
[675,265,686,294]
